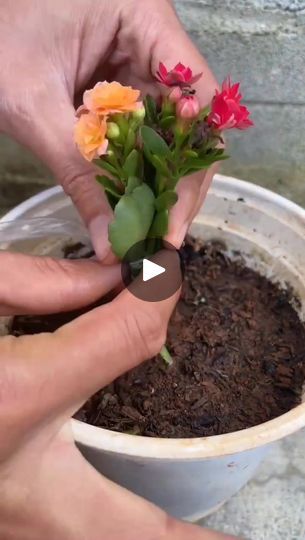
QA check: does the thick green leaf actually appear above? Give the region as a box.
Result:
[140,126,172,159]
[131,184,155,232]
[144,95,157,124]
[109,184,155,259]
[160,116,176,130]
[125,175,142,194]
[149,210,169,237]
[155,191,178,211]
[150,155,171,177]
[96,175,122,199]
[179,154,228,176]
[123,149,139,177]
[94,158,120,180]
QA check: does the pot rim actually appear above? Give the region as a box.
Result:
[2,175,305,460]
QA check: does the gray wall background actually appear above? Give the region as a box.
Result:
[0,0,305,215]
[175,0,305,205]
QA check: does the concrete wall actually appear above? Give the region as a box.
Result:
[175,0,305,205]
[0,0,305,215]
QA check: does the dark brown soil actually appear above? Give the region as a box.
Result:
[11,238,305,438]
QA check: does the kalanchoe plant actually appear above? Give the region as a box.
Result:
[74,63,253,362]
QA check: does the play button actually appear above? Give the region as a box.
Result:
[143,259,165,282]
[121,239,184,302]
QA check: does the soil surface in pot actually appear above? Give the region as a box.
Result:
[11,238,305,438]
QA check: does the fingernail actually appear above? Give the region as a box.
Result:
[88,214,112,260]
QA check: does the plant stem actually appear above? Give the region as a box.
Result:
[160,345,173,366]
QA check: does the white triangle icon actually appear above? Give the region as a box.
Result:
[143,258,166,282]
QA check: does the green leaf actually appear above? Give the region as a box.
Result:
[109,184,155,259]
[123,149,139,177]
[144,95,157,124]
[124,128,136,158]
[131,184,155,231]
[184,150,198,159]
[149,210,169,237]
[96,175,122,199]
[125,176,142,194]
[155,191,178,211]
[140,126,172,159]
[94,159,120,180]
[150,155,171,177]
[160,345,173,366]
[179,154,229,176]
[160,116,176,130]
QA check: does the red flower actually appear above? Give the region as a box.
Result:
[156,62,202,87]
[208,77,253,131]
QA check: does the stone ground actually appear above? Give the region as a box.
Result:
[200,429,305,539]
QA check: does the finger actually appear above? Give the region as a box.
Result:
[0,281,179,454]
[4,82,113,260]
[166,164,218,248]
[0,251,121,315]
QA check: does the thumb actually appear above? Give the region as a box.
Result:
[0,251,121,315]
[5,82,113,260]
[0,284,178,454]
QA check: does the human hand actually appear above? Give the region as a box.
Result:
[0,252,236,540]
[0,0,218,259]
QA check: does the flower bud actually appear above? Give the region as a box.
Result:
[168,86,182,103]
[176,95,200,120]
[106,122,120,139]
[132,105,146,121]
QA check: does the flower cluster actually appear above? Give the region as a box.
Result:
[74,63,252,364]
[208,77,253,130]
[74,81,143,161]
[74,62,253,261]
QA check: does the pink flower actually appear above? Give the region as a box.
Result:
[176,95,200,120]
[168,86,183,103]
[156,62,202,88]
[208,77,253,131]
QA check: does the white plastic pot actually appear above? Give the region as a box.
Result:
[1,174,305,521]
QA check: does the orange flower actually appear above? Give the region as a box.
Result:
[74,112,108,161]
[81,81,142,116]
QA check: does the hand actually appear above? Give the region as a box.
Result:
[0,0,218,259]
[0,252,235,540]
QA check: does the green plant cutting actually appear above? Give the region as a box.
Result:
[74,62,253,362]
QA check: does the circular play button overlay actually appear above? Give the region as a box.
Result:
[121,239,184,302]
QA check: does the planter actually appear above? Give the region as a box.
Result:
[1,174,305,521]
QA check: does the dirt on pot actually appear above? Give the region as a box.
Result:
[11,237,305,438]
